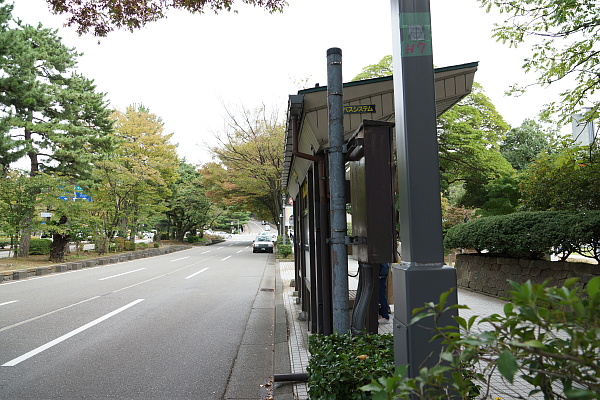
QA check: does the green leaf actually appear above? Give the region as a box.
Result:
[497,350,518,384]
[587,276,600,297]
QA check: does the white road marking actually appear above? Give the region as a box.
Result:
[112,256,216,293]
[0,300,18,307]
[171,256,190,262]
[0,297,100,333]
[2,299,144,367]
[184,268,209,280]
[201,251,211,254]
[99,268,145,281]
[236,250,243,253]
[221,256,231,261]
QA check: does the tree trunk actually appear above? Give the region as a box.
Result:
[50,233,70,263]
[17,213,33,257]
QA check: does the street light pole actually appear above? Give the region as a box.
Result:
[390,0,458,376]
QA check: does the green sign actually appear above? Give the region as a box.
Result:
[344,104,376,114]
[399,12,432,58]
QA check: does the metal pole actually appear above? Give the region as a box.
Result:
[282,195,287,245]
[390,0,458,376]
[326,47,350,334]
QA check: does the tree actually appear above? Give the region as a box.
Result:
[164,161,212,242]
[478,0,600,124]
[90,105,179,252]
[0,20,114,257]
[520,142,600,211]
[437,83,516,211]
[500,119,553,171]
[202,104,284,224]
[44,0,288,36]
[351,55,393,81]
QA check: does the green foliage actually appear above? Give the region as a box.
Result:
[114,237,125,252]
[29,238,52,255]
[307,333,394,400]
[153,242,160,248]
[437,83,515,208]
[136,242,148,249]
[351,55,393,81]
[0,240,9,249]
[186,235,201,243]
[520,143,600,211]
[477,0,600,124]
[444,211,600,262]
[203,104,285,225]
[123,240,135,251]
[363,279,600,399]
[277,243,292,258]
[500,119,553,171]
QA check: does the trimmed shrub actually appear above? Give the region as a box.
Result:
[29,238,52,255]
[114,237,125,252]
[137,242,148,249]
[153,242,160,248]
[124,240,136,251]
[277,244,292,258]
[444,211,600,262]
[307,333,394,400]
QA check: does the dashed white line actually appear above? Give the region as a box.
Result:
[0,296,100,333]
[221,256,231,261]
[0,300,18,307]
[99,268,145,281]
[2,299,145,367]
[171,256,190,262]
[201,251,211,254]
[236,250,243,253]
[184,268,209,280]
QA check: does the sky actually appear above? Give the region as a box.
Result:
[13,0,559,166]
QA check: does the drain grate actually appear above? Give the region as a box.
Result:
[260,288,275,292]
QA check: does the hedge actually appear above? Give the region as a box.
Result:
[444,211,600,262]
[29,238,52,255]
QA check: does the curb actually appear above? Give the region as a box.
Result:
[0,245,192,284]
[273,260,295,399]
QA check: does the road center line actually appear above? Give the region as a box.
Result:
[236,250,243,253]
[2,299,144,367]
[171,256,190,262]
[0,300,18,307]
[0,296,100,333]
[201,251,211,254]
[184,268,209,280]
[112,256,216,293]
[221,256,231,261]
[99,268,145,281]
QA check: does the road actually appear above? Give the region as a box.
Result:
[0,235,275,399]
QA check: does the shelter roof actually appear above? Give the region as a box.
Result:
[282,61,478,197]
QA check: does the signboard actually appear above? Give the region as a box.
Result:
[343,105,376,114]
[40,212,52,218]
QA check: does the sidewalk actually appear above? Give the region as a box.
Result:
[276,260,549,400]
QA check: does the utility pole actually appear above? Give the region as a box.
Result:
[327,47,350,334]
[390,0,458,376]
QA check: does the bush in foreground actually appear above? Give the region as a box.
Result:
[307,333,394,400]
[363,278,600,399]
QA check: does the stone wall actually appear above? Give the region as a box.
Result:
[455,254,599,297]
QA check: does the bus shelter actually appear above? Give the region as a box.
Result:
[282,62,478,335]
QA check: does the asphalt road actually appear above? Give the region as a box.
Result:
[0,236,275,399]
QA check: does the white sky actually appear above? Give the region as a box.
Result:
[13,0,559,166]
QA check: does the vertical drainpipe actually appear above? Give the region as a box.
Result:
[326,47,350,334]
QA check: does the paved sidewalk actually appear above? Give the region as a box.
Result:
[277,260,551,400]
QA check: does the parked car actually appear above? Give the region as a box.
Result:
[252,236,274,253]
